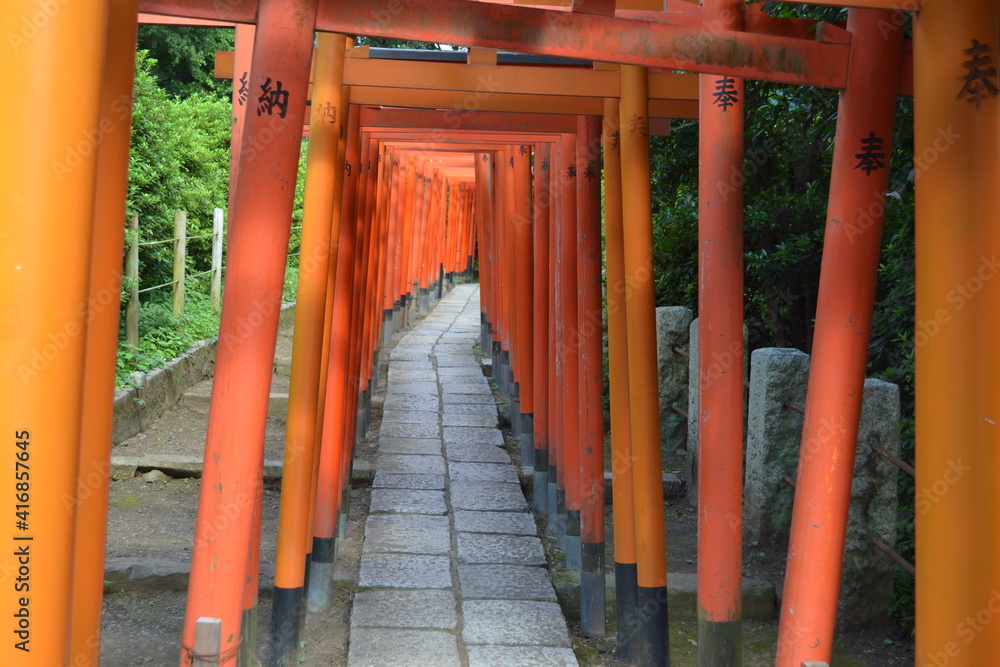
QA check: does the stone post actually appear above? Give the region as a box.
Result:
[743,348,901,629]
[744,348,810,545]
[655,307,693,455]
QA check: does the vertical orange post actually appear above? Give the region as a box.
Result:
[620,63,669,665]
[913,2,1000,664]
[532,144,553,514]
[558,132,581,565]
[0,2,107,664]
[577,115,606,637]
[305,46,352,599]
[398,156,418,326]
[309,104,362,615]
[547,141,564,538]
[603,96,640,661]
[71,3,138,664]
[382,149,402,341]
[270,31,347,665]
[182,2,318,663]
[776,10,904,666]
[513,145,535,466]
[475,154,492,356]
[697,1,745,662]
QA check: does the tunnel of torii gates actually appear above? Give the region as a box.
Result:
[0,0,997,664]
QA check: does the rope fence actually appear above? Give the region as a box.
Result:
[125,212,303,348]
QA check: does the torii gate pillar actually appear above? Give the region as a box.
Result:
[914,0,1000,664]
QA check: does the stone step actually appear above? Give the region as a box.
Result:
[182,387,289,420]
[103,556,353,593]
[552,570,777,623]
[111,455,373,485]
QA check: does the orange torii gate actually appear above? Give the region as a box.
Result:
[2,1,997,666]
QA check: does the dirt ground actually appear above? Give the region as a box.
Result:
[101,326,384,666]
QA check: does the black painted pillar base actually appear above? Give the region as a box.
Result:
[566,508,582,570]
[581,541,607,636]
[638,585,670,666]
[615,561,639,664]
[697,618,741,667]
[270,586,303,667]
[532,444,548,513]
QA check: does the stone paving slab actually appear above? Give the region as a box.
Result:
[458,564,557,601]
[380,410,440,425]
[387,361,435,372]
[383,394,440,412]
[389,350,433,362]
[354,286,577,666]
[363,514,451,554]
[435,355,480,367]
[449,462,519,483]
[388,381,440,395]
[376,454,445,475]
[358,554,453,588]
[461,600,572,647]
[372,473,446,490]
[437,366,487,377]
[441,382,493,395]
[453,510,537,535]
[441,412,499,428]
[466,646,578,667]
[377,437,442,456]
[387,369,438,382]
[379,423,441,439]
[457,533,547,565]
[370,489,448,515]
[348,628,460,667]
[450,481,529,511]
[442,393,497,405]
[441,402,499,415]
[351,590,458,630]
[445,443,510,464]
[443,426,505,446]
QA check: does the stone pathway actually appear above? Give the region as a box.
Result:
[348,284,579,667]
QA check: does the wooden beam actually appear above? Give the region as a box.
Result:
[139,0,852,88]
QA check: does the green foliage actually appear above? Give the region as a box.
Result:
[137,26,234,98]
[128,51,232,292]
[116,281,221,388]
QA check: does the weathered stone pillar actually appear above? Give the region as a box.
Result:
[744,348,810,545]
[655,307,693,454]
[838,378,899,631]
[744,348,900,629]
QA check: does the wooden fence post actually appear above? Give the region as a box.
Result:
[173,210,186,316]
[212,207,224,311]
[126,213,140,348]
[193,617,222,667]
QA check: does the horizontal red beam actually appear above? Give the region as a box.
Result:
[137,0,851,89]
